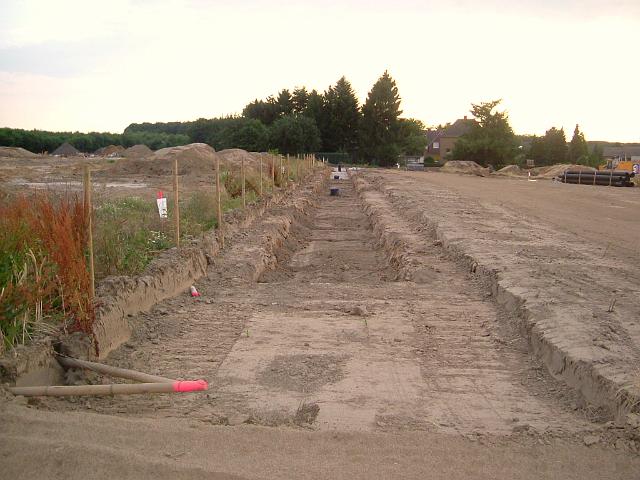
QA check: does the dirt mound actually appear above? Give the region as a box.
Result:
[494,164,525,176]
[123,144,153,158]
[217,149,266,178]
[111,143,217,176]
[0,147,39,158]
[95,145,125,156]
[533,164,596,179]
[153,143,218,175]
[52,142,81,156]
[217,149,260,168]
[441,160,490,176]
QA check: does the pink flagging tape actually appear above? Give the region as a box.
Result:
[172,380,208,393]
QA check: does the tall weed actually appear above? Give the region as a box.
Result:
[0,193,93,350]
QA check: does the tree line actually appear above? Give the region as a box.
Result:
[0,128,190,154]
[125,72,427,166]
[449,100,604,169]
[1,72,612,169]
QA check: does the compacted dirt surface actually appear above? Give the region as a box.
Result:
[2,169,640,479]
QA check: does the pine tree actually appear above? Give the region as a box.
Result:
[568,124,589,164]
[276,89,293,117]
[292,87,309,114]
[359,71,403,166]
[322,76,361,154]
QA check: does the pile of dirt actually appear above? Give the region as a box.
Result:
[533,164,596,179]
[441,160,490,176]
[0,147,39,158]
[52,142,81,157]
[217,149,265,175]
[494,164,525,176]
[123,144,153,158]
[110,144,277,180]
[95,145,125,157]
[111,143,217,176]
[153,143,218,176]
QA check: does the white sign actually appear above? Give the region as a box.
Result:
[156,194,167,218]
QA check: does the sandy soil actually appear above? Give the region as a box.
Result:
[2,168,639,478]
[416,170,640,257]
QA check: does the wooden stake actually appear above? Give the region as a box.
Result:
[83,165,95,300]
[279,155,283,188]
[286,154,290,187]
[215,156,224,248]
[173,158,180,248]
[271,155,275,190]
[241,156,246,208]
[259,156,263,196]
[57,356,175,383]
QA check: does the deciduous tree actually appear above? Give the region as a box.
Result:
[452,99,517,168]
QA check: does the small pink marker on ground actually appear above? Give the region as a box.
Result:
[173,379,208,393]
[190,285,200,297]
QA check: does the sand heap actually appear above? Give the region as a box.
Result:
[0,147,39,158]
[494,164,525,176]
[153,143,219,175]
[111,143,216,176]
[52,142,81,157]
[110,144,278,182]
[533,164,596,179]
[123,144,153,158]
[217,149,265,172]
[95,145,125,157]
[441,160,490,176]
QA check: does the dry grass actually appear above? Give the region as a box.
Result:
[0,193,93,351]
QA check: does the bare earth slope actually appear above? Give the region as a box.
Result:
[1,170,639,479]
[363,170,640,416]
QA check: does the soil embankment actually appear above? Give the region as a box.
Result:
[357,170,640,423]
[2,168,639,478]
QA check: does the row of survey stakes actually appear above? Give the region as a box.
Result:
[8,153,323,398]
[84,152,322,301]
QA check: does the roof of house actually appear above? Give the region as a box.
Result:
[52,142,80,156]
[602,146,640,158]
[440,118,476,138]
[426,118,476,149]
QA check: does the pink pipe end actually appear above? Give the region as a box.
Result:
[172,380,208,392]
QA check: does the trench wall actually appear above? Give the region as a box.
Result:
[352,172,640,422]
[93,170,329,358]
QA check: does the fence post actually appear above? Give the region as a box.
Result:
[279,155,283,188]
[215,156,224,248]
[286,154,290,187]
[241,156,246,208]
[259,156,263,196]
[173,158,180,248]
[271,155,275,190]
[83,165,95,300]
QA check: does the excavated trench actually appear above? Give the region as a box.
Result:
[258,173,395,285]
[38,170,606,439]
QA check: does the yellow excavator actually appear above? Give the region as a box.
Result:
[599,159,640,175]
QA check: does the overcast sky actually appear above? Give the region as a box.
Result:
[1,0,638,141]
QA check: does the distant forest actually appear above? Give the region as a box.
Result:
[0,72,427,166]
[0,128,190,154]
[2,72,637,167]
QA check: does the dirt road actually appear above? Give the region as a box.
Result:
[2,170,639,478]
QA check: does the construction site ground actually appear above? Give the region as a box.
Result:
[2,168,640,479]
